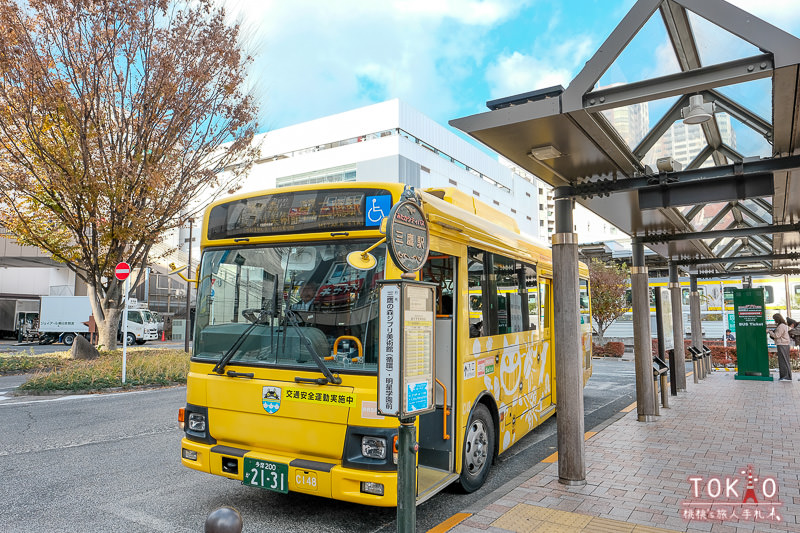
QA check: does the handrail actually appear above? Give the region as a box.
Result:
[332,335,363,363]
[434,378,450,440]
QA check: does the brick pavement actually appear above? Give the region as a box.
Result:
[437,369,800,533]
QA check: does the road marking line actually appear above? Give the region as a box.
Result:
[621,401,637,412]
[542,431,598,463]
[427,512,471,533]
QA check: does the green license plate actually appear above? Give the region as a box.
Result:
[242,458,288,493]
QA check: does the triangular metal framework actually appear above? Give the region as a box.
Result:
[451,0,800,278]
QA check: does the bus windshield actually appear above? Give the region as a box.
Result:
[194,241,386,374]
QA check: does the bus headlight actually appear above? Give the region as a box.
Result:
[361,436,387,459]
[360,481,384,496]
[188,413,206,432]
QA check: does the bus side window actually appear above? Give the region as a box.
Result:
[522,263,537,332]
[579,278,590,316]
[492,253,520,334]
[467,248,486,337]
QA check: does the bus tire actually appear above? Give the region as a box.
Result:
[458,403,494,493]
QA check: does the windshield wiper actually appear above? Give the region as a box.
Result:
[285,310,342,385]
[213,309,270,374]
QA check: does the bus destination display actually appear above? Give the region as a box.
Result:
[207,188,393,239]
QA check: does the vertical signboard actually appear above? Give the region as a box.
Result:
[402,284,435,416]
[659,287,675,351]
[733,288,772,381]
[377,280,436,418]
[378,284,401,416]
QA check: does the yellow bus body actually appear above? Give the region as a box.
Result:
[180,182,591,506]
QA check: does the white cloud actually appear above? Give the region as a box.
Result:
[485,36,594,99]
[725,0,800,30]
[391,0,518,26]
[219,0,531,129]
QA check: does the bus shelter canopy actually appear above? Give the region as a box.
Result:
[451,0,800,277]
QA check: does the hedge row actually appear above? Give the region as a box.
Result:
[592,341,625,357]
[649,338,800,368]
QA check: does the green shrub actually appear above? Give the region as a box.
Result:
[0,353,68,374]
[17,349,190,392]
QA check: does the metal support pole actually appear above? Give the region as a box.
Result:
[689,276,703,366]
[122,277,129,384]
[396,418,417,533]
[785,274,792,319]
[552,192,585,484]
[660,374,669,408]
[185,218,193,353]
[669,263,687,392]
[632,243,656,421]
[653,375,660,416]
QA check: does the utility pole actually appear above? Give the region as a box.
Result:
[185,218,194,353]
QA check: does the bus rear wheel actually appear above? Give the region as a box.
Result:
[458,403,494,493]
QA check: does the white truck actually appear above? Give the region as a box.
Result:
[0,298,39,340]
[38,296,158,346]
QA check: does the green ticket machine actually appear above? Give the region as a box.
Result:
[733,288,773,381]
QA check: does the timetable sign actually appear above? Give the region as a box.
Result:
[377,280,436,418]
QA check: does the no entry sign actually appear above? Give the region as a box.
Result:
[115,262,131,281]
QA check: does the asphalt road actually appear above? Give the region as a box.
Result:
[0,338,187,356]
[0,358,638,533]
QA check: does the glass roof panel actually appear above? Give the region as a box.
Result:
[708,236,733,254]
[741,198,773,224]
[688,11,764,67]
[597,12,678,89]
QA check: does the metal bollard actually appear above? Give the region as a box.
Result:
[693,357,699,383]
[205,507,243,533]
[653,375,660,416]
[659,373,669,408]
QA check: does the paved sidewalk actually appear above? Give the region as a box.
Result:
[436,368,800,533]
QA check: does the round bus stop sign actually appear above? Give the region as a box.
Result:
[386,200,430,273]
[115,262,131,281]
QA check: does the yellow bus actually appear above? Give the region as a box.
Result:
[179,182,592,506]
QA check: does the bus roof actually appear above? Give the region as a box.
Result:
[200,182,587,276]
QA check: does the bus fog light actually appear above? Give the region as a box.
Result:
[188,413,206,432]
[360,481,384,496]
[182,448,198,461]
[361,436,387,459]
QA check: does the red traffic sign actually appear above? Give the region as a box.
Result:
[115,262,131,281]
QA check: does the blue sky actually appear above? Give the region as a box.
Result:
[222,0,800,155]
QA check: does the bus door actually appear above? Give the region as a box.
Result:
[538,277,554,407]
[418,253,457,498]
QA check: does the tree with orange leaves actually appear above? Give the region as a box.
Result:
[588,258,630,346]
[0,0,259,349]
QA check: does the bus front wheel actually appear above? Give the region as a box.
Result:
[458,403,494,493]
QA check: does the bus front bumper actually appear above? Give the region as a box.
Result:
[180,438,398,507]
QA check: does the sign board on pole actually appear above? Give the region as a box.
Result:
[377,280,436,418]
[659,288,674,351]
[385,200,430,273]
[115,262,131,281]
[733,288,772,381]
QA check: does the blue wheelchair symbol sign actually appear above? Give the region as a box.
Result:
[365,195,391,227]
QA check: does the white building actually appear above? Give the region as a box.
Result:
[212,99,544,239]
